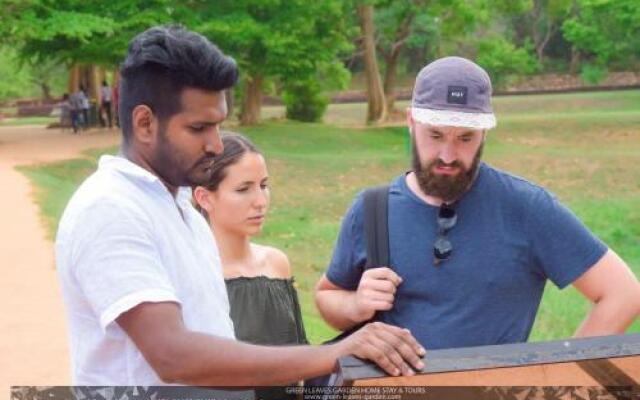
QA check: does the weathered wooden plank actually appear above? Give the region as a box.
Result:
[334,334,640,386]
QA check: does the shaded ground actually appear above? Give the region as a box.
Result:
[0,125,119,390]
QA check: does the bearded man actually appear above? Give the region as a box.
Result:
[315,56,640,349]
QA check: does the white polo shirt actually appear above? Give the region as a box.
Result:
[56,155,235,385]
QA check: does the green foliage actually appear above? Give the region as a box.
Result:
[3,0,639,109]
[563,0,640,67]
[374,0,479,72]
[467,0,576,73]
[319,60,352,92]
[0,117,57,126]
[283,79,328,122]
[0,46,68,101]
[580,64,609,85]
[0,48,35,101]
[1,0,178,66]
[195,1,352,89]
[374,0,438,54]
[283,60,349,122]
[3,0,352,122]
[436,0,482,40]
[476,36,538,89]
[489,0,530,15]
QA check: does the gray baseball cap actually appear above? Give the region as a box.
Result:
[411,56,496,129]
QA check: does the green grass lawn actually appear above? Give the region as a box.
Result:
[0,116,57,126]
[18,89,640,344]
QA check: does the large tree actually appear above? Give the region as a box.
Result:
[0,0,178,66]
[563,0,640,68]
[0,0,179,99]
[436,0,538,88]
[195,0,352,125]
[374,0,427,113]
[2,1,351,124]
[498,0,572,64]
[373,0,476,112]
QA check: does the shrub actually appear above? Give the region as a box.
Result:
[580,64,609,85]
[476,36,539,90]
[282,80,328,123]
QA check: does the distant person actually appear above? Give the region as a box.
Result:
[68,90,83,133]
[112,83,120,127]
[78,85,90,128]
[99,80,113,128]
[58,93,75,133]
[315,56,640,350]
[56,25,424,386]
[194,133,307,399]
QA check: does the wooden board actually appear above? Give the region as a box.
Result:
[333,334,640,386]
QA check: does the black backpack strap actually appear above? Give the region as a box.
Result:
[321,185,390,347]
[361,184,391,326]
[363,185,390,268]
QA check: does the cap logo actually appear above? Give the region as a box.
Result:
[447,86,468,105]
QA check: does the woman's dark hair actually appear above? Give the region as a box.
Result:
[119,25,238,146]
[194,133,262,218]
[206,133,260,191]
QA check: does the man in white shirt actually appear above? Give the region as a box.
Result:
[56,25,425,386]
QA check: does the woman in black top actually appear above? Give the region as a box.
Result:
[193,133,308,347]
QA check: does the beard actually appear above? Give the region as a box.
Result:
[151,124,216,188]
[412,141,483,203]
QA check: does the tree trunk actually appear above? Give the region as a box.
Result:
[88,65,102,101]
[381,12,414,113]
[112,68,120,89]
[68,65,80,93]
[80,66,90,90]
[531,0,548,64]
[40,82,52,100]
[568,0,581,74]
[225,89,234,120]
[535,40,545,64]
[383,52,399,112]
[357,3,387,124]
[536,22,556,64]
[569,46,581,74]
[240,74,263,125]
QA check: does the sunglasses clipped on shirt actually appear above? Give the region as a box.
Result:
[433,203,457,266]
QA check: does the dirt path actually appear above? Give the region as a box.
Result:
[0,125,119,392]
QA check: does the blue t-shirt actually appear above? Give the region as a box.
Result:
[326,163,607,349]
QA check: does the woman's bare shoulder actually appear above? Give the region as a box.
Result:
[253,243,292,279]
